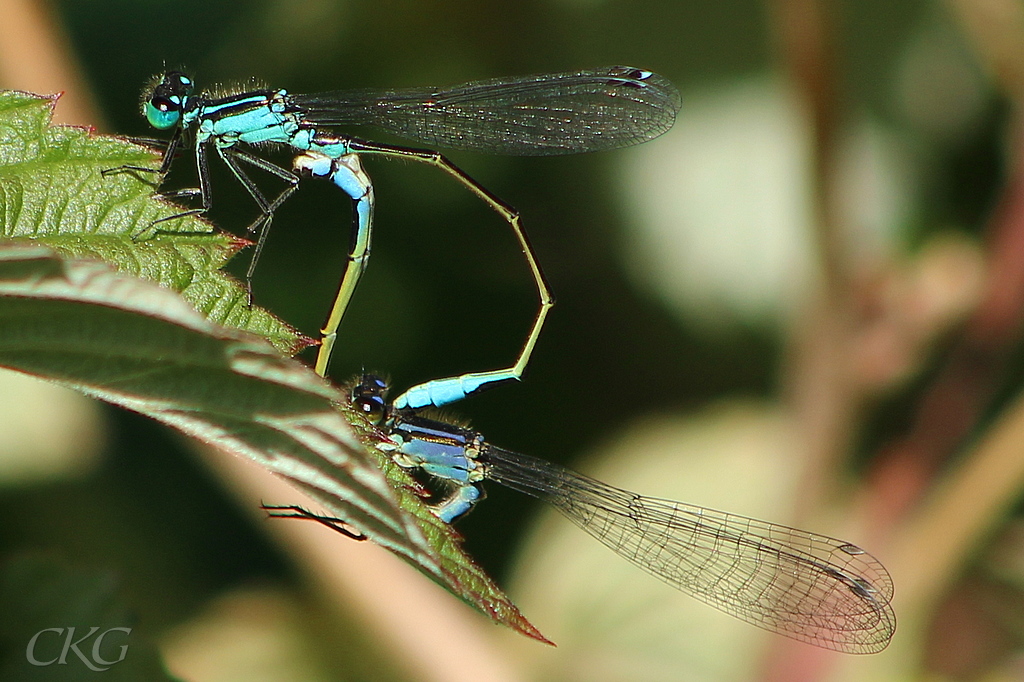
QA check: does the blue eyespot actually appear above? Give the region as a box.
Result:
[145,97,181,129]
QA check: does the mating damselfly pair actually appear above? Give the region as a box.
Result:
[120,65,895,653]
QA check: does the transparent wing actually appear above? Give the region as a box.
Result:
[483,446,896,654]
[292,66,680,156]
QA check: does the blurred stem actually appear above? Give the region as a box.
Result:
[0,0,101,126]
[769,0,858,515]
[771,0,846,297]
[889,384,1024,672]
[762,2,866,678]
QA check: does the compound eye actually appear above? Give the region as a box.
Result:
[145,96,181,129]
[351,374,388,423]
[354,393,386,423]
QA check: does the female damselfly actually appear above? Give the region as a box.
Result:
[266,374,896,654]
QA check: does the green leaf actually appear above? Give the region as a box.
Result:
[0,90,548,644]
[0,89,310,355]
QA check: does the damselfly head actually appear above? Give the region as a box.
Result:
[351,374,389,423]
[141,71,195,130]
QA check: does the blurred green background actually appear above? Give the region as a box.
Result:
[1,0,1021,680]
